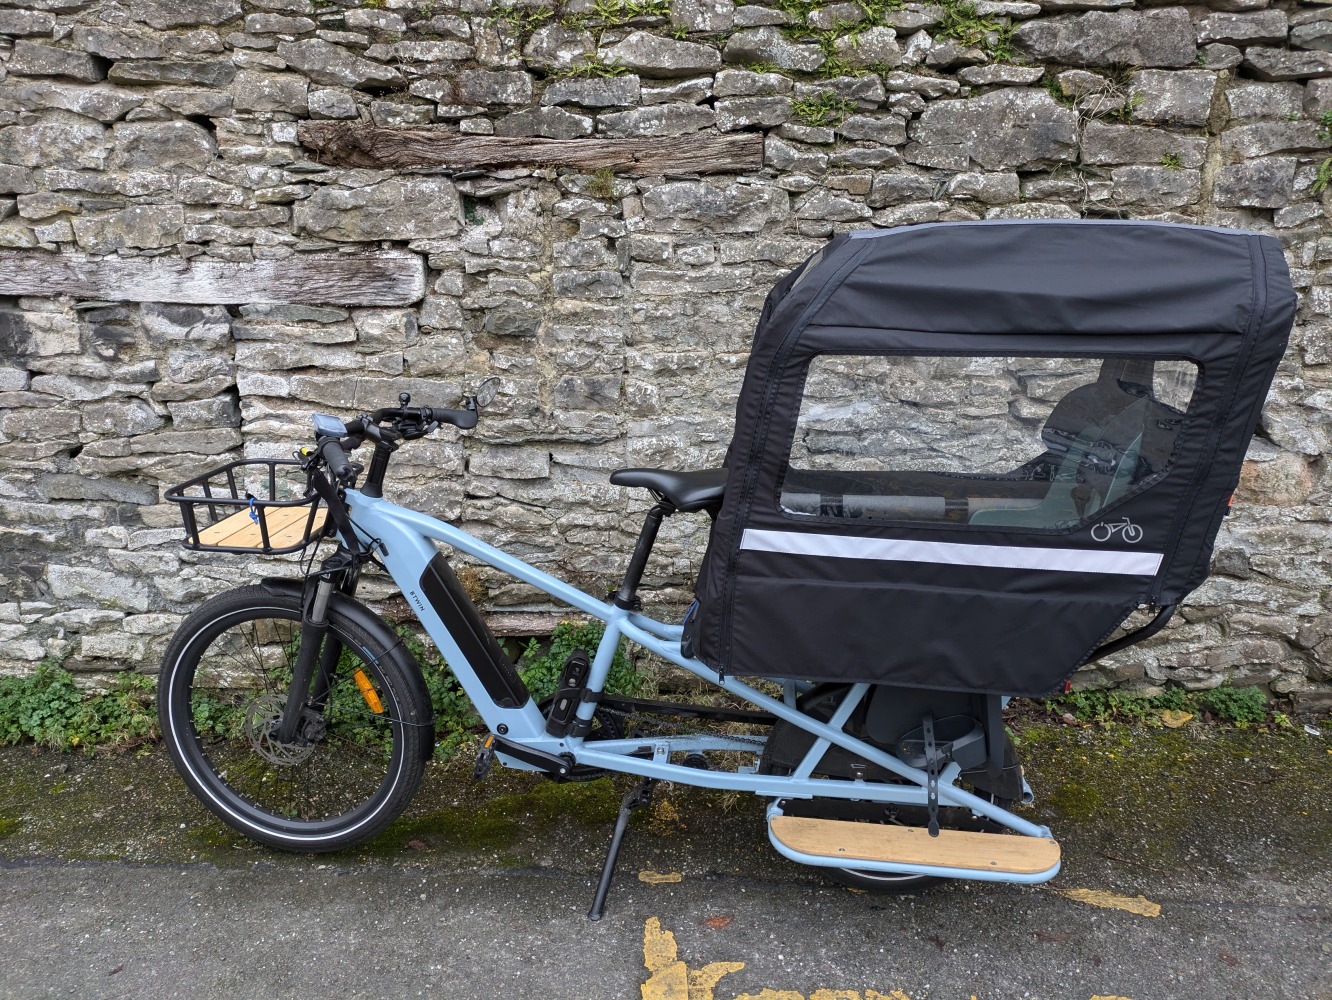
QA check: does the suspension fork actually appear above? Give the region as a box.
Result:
[274,550,359,743]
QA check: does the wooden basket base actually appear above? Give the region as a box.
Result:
[194,505,326,550]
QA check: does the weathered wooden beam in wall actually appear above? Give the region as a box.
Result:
[0,250,426,306]
[297,123,765,175]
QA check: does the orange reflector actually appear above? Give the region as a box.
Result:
[353,669,384,714]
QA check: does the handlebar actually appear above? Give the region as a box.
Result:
[310,397,480,488]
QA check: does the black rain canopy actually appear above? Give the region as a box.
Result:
[690,220,1296,697]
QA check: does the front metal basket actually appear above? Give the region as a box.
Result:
[166,458,328,555]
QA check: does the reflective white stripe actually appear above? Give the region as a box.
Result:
[740,529,1163,577]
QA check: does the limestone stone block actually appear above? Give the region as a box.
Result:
[835,27,903,69]
[715,96,792,131]
[1214,157,1297,208]
[542,76,641,108]
[275,39,403,89]
[598,103,715,138]
[469,446,550,480]
[1080,121,1207,168]
[794,75,887,107]
[112,121,216,171]
[78,399,164,436]
[108,60,238,87]
[1196,10,1288,45]
[714,68,792,97]
[1227,82,1304,121]
[126,0,241,29]
[1199,43,1243,70]
[764,136,829,173]
[908,87,1078,171]
[835,114,908,145]
[734,5,792,27]
[1291,19,1332,53]
[641,181,788,233]
[231,70,309,114]
[722,27,825,73]
[295,177,461,241]
[601,31,722,79]
[1108,166,1204,209]
[344,8,406,32]
[794,188,872,222]
[775,122,835,144]
[0,82,145,123]
[46,564,153,612]
[1222,121,1326,158]
[947,171,1021,204]
[883,71,960,98]
[71,205,184,253]
[1129,70,1217,126]
[154,88,235,117]
[671,0,735,32]
[7,41,105,82]
[457,70,534,106]
[1243,47,1332,81]
[365,41,473,64]
[308,88,358,120]
[0,112,106,169]
[956,65,1045,86]
[0,10,55,35]
[369,102,432,127]
[244,13,316,35]
[640,76,714,105]
[167,395,240,430]
[1013,9,1197,67]
[522,24,595,73]
[494,106,594,139]
[0,165,36,195]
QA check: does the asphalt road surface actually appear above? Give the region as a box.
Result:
[1,720,1328,1000]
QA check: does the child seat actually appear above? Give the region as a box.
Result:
[688,220,1296,697]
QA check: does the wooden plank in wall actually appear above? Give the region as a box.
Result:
[297,123,766,175]
[0,250,426,305]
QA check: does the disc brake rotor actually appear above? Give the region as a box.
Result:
[243,692,320,766]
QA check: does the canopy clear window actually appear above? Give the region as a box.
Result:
[781,354,1200,529]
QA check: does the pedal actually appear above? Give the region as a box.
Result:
[544,648,591,737]
[768,814,1061,878]
[472,737,495,781]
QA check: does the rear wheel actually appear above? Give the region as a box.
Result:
[760,684,1008,893]
[158,586,430,852]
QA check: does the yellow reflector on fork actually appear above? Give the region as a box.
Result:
[353,669,385,714]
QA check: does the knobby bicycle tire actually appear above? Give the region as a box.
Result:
[158,585,431,852]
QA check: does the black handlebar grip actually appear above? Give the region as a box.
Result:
[319,437,355,480]
[424,406,478,430]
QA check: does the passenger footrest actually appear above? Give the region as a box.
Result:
[769,814,1061,876]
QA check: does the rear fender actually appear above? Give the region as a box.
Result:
[259,577,437,761]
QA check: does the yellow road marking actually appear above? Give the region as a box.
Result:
[641,916,745,1000]
[639,918,1136,1000]
[1057,888,1161,918]
[639,870,684,884]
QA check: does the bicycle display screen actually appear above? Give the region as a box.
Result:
[780,354,1200,532]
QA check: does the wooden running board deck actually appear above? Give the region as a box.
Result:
[770,814,1061,876]
[194,505,326,550]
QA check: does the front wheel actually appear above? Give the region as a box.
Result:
[158,585,431,852]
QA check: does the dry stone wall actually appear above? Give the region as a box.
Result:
[1,0,1331,705]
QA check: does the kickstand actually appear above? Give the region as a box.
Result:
[587,777,656,922]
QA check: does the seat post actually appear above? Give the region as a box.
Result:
[614,500,673,609]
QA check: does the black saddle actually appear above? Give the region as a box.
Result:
[609,468,727,514]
